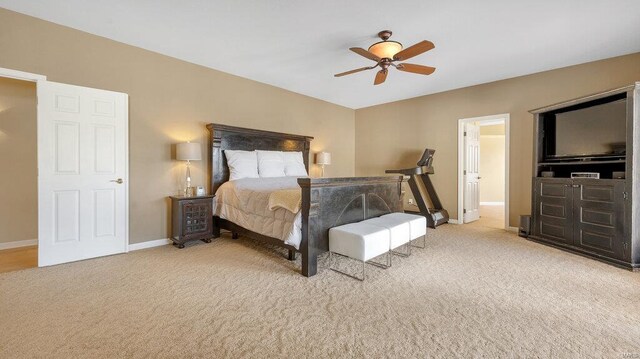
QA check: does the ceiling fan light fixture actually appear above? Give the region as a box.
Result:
[335,30,435,85]
[368,40,403,60]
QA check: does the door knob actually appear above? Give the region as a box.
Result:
[110,178,123,184]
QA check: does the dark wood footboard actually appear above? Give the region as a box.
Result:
[298,176,405,277]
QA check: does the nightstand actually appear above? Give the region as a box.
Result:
[170,195,215,248]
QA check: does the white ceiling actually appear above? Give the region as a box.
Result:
[1,0,639,109]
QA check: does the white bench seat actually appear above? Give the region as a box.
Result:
[381,213,427,248]
[329,222,391,281]
[363,216,412,257]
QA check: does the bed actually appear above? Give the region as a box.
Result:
[207,123,404,277]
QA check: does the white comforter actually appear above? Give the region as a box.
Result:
[213,177,303,249]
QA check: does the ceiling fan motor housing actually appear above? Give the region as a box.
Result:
[378,30,393,41]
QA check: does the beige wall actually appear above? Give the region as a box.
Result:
[1,8,638,243]
[0,78,37,243]
[479,125,505,203]
[0,9,355,244]
[355,52,640,226]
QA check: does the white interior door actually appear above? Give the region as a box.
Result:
[464,123,480,223]
[38,81,128,266]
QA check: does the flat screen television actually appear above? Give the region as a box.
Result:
[546,98,627,160]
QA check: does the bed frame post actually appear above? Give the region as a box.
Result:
[212,217,221,239]
[299,180,319,276]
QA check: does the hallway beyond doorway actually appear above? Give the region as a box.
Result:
[477,204,505,229]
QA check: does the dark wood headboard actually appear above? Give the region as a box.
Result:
[206,123,314,194]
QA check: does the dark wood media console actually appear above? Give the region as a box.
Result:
[532,177,626,263]
[529,83,640,270]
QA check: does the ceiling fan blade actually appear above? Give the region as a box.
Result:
[350,47,381,62]
[374,69,388,85]
[334,66,375,77]
[397,63,436,75]
[393,40,435,61]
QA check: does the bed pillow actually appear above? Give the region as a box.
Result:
[282,151,308,176]
[224,150,259,180]
[256,150,286,177]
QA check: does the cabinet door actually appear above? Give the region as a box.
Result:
[533,179,574,244]
[573,181,625,260]
[181,200,212,239]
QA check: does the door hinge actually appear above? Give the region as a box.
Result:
[464,170,467,175]
[464,131,467,136]
[623,191,628,200]
[463,209,467,214]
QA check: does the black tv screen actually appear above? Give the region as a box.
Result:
[553,99,626,158]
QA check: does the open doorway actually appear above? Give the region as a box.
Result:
[457,114,510,230]
[0,76,38,273]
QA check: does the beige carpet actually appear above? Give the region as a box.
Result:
[1,225,639,358]
[478,204,505,229]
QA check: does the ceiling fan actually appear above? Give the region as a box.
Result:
[335,30,436,85]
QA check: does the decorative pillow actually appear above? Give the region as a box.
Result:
[256,150,286,177]
[224,150,259,181]
[282,151,308,176]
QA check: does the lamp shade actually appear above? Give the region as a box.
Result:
[176,142,202,161]
[368,40,403,59]
[316,152,331,166]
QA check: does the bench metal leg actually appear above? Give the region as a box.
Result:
[410,235,426,249]
[329,251,391,281]
[391,241,412,257]
[367,250,391,269]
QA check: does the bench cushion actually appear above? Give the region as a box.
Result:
[381,213,427,239]
[362,217,411,250]
[329,222,390,262]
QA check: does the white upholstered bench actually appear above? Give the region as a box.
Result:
[363,216,412,258]
[381,213,427,248]
[328,222,391,281]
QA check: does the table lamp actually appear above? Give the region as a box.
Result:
[176,142,202,196]
[315,151,331,177]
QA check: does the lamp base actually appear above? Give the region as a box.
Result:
[184,161,194,197]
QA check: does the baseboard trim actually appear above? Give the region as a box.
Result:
[448,219,460,224]
[507,226,518,233]
[480,201,505,206]
[128,238,171,251]
[0,239,38,250]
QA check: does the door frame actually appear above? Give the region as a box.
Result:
[457,113,510,230]
[0,67,130,264]
[0,67,46,82]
